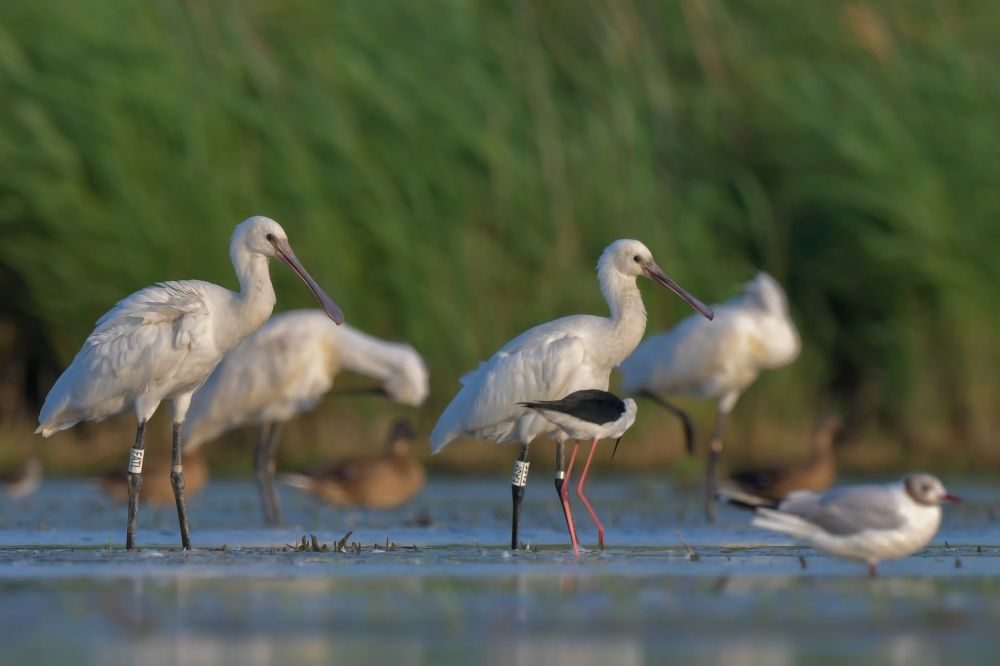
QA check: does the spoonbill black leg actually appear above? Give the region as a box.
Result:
[125,420,147,550]
[575,437,604,549]
[641,391,696,455]
[265,421,285,525]
[256,423,284,526]
[170,421,192,550]
[705,401,733,523]
[510,444,530,550]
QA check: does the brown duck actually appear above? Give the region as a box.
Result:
[1,457,42,500]
[96,451,209,506]
[280,419,425,509]
[720,415,842,503]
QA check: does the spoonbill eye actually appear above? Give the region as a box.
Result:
[265,233,275,242]
[633,255,641,263]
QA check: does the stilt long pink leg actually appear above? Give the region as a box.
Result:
[561,441,581,557]
[576,437,604,549]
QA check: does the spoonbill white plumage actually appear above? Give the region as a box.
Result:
[430,239,713,550]
[520,389,637,556]
[720,473,959,576]
[35,216,343,550]
[183,309,429,524]
[618,272,799,521]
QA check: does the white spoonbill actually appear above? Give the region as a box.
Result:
[431,239,713,550]
[520,389,637,556]
[618,272,799,522]
[720,473,959,576]
[183,309,429,524]
[35,216,343,550]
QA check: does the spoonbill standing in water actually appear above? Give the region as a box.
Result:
[35,216,343,550]
[430,239,713,550]
[618,272,799,522]
[183,309,429,524]
[520,389,637,556]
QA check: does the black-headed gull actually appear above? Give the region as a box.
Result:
[722,473,959,575]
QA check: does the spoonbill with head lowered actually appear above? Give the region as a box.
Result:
[618,272,799,522]
[183,310,429,524]
[430,239,713,550]
[35,216,343,550]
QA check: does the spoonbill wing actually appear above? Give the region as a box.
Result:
[38,281,214,434]
[184,315,334,448]
[431,334,590,452]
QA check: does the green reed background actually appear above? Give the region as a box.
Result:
[1,0,997,472]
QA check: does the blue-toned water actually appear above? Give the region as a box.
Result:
[1,477,998,664]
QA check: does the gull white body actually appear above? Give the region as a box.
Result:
[745,474,953,570]
[184,310,429,450]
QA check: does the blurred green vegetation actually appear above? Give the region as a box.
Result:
[1,0,998,472]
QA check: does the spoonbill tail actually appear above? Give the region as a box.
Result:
[183,310,428,524]
[721,473,959,576]
[520,389,637,556]
[619,272,799,522]
[431,239,713,550]
[279,419,425,510]
[721,415,841,503]
[35,216,343,550]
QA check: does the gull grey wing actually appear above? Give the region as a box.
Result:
[520,389,625,425]
[778,485,906,536]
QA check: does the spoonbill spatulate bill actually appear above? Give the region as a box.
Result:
[183,310,428,525]
[720,473,959,576]
[520,389,637,556]
[430,239,713,550]
[35,216,343,550]
[619,272,799,522]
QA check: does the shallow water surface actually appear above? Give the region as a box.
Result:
[1,477,998,664]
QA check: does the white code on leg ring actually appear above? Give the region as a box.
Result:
[128,449,144,474]
[512,460,530,487]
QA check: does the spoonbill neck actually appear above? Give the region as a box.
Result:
[598,266,648,364]
[230,242,277,335]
